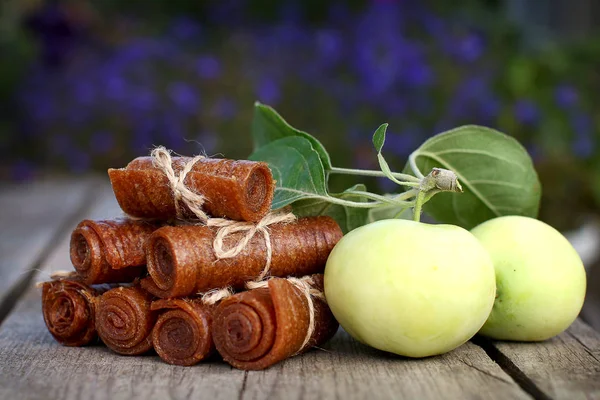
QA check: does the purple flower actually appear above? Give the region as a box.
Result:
[377,176,399,193]
[316,29,344,66]
[130,88,157,112]
[169,16,202,41]
[104,74,127,101]
[454,33,485,63]
[401,61,434,88]
[385,127,419,156]
[24,2,79,67]
[30,96,54,121]
[73,80,96,105]
[554,84,578,109]
[514,100,539,125]
[90,131,114,155]
[382,97,408,116]
[168,82,200,113]
[256,77,280,105]
[196,55,221,80]
[212,97,237,119]
[131,131,153,154]
[68,151,91,173]
[478,96,501,122]
[422,14,446,39]
[571,113,594,158]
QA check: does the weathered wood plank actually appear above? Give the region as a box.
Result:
[0,178,96,323]
[487,320,600,400]
[0,186,246,400]
[240,329,531,400]
[3,182,599,400]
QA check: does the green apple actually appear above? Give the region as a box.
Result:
[324,219,496,358]
[471,216,587,341]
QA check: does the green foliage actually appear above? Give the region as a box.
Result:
[406,125,542,229]
[250,104,541,232]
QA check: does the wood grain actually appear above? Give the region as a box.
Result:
[0,178,97,323]
[0,186,246,400]
[240,329,530,400]
[1,181,599,400]
[487,320,600,400]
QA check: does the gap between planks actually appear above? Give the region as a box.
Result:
[472,336,552,400]
[473,319,600,400]
[0,182,529,400]
[1,180,598,400]
[0,178,104,327]
[0,186,247,400]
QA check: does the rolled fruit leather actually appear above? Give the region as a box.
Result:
[108,156,275,222]
[70,218,160,284]
[151,299,215,366]
[41,279,112,346]
[140,216,343,298]
[211,274,339,370]
[95,286,157,355]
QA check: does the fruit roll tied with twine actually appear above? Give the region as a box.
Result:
[95,285,158,355]
[140,216,343,298]
[107,147,275,223]
[211,274,339,370]
[41,278,114,346]
[151,298,216,366]
[70,218,160,284]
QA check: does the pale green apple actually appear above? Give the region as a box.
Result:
[471,216,586,341]
[324,219,496,358]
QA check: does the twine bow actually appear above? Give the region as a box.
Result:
[151,146,317,348]
[151,146,208,222]
[151,147,296,276]
[199,208,296,305]
[208,208,296,277]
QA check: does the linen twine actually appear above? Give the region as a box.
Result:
[151,146,209,222]
[35,270,78,288]
[153,146,322,352]
[201,275,325,355]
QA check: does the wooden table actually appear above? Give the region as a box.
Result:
[0,177,598,400]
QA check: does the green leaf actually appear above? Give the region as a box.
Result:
[248,136,328,209]
[292,184,370,233]
[372,123,388,153]
[405,125,541,229]
[251,102,332,169]
[371,123,410,187]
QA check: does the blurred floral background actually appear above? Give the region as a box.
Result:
[0,0,599,225]
[1,0,599,328]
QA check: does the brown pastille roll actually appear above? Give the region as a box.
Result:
[211,274,339,370]
[140,216,343,298]
[41,279,112,346]
[70,218,159,284]
[151,299,215,366]
[108,154,275,223]
[95,286,157,355]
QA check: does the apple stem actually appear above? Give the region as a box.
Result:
[413,191,426,222]
[412,168,463,222]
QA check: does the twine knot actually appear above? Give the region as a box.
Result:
[208,208,296,280]
[151,146,208,222]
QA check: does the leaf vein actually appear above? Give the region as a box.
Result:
[469,180,526,190]
[416,153,502,217]
[421,149,526,171]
